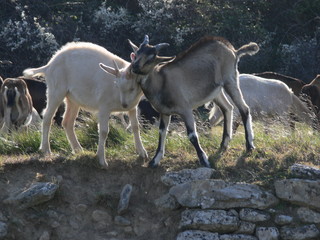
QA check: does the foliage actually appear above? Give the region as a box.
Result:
[0,0,319,79]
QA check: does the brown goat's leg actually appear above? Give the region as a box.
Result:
[214,91,233,150]
[183,110,211,168]
[225,83,255,151]
[148,114,171,168]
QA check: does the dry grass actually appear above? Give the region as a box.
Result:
[0,116,319,188]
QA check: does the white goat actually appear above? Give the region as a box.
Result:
[103,35,259,168]
[210,74,317,130]
[23,42,147,168]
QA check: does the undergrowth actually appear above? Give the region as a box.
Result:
[0,116,319,188]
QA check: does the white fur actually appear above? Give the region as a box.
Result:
[23,42,147,168]
[210,74,316,128]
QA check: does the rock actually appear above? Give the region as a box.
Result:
[169,179,278,209]
[235,221,256,234]
[39,231,50,240]
[289,164,320,179]
[114,215,131,226]
[3,182,59,209]
[176,230,219,240]
[274,179,320,210]
[179,209,239,233]
[239,208,270,222]
[0,221,8,238]
[92,210,112,222]
[280,224,320,240]
[255,227,279,240]
[220,234,258,240]
[117,184,132,214]
[161,167,216,186]
[274,215,293,226]
[297,207,320,223]
[154,193,180,210]
[76,204,88,212]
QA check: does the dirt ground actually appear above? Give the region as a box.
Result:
[0,155,185,240]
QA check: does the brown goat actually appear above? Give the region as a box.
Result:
[0,78,33,132]
[104,35,259,168]
[253,71,306,96]
[301,74,320,116]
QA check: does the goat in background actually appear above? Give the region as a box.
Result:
[209,74,318,131]
[0,78,41,133]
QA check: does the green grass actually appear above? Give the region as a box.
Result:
[0,117,319,188]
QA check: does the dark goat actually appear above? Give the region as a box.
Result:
[253,71,305,96]
[301,74,320,117]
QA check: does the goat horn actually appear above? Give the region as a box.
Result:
[128,39,138,53]
[142,35,149,45]
[113,60,120,71]
[155,43,170,52]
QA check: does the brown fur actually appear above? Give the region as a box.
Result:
[254,71,306,96]
[1,78,33,130]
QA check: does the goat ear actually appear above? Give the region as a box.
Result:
[99,63,120,77]
[130,52,136,61]
[128,39,138,53]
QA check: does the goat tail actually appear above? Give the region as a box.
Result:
[236,42,259,59]
[23,65,48,78]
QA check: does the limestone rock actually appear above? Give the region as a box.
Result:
[297,207,320,223]
[274,215,293,226]
[92,210,112,222]
[274,179,320,210]
[161,168,216,186]
[239,208,270,222]
[154,193,180,210]
[220,234,258,240]
[176,230,219,240]
[117,184,133,214]
[170,179,278,209]
[39,231,50,240]
[3,182,59,209]
[289,164,320,179]
[0,221,8,238]
[114,215,131,226]
[280,224,320,240]
[179,209,239,233]
[255,227,279,240]
[235,221,256,234]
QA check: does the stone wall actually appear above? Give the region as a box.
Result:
[156,164,320,240]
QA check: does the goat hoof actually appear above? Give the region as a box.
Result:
[246,145,255,153]
[200,161,211,168]
[148,160,158,168]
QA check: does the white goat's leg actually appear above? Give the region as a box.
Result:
[128,107,148,159]
[182,110,211,168]
[224,83,255,151]
[214,91,234,150]
[96,111,111,169]
[41,91,66,155]
[62,98,82,153]
[149,114,171,168]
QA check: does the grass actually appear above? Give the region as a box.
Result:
[0,116,319,188]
